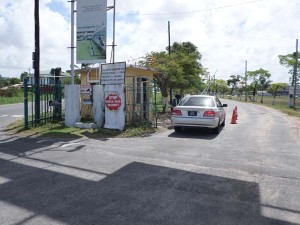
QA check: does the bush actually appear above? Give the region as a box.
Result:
[0,87,21,97]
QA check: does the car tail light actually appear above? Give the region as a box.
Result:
[172,109,182,116]
[203,110,215,117]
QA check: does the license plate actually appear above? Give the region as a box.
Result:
[188,111,197,116]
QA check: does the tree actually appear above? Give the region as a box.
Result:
[63,74,81,85]
[20,72,29,82]
[258,75,272,103]
[0,75,9,88]
[227,75,240,95]
[211,79,228,97]
[237,75,247,101]
[248,68,271,102]
[267,83,288,105]
[9,78,21,85]
[278,53,300,85]
[140,41,204,112]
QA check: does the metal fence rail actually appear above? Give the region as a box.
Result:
[24,77,64,129]
[125,80,158,127]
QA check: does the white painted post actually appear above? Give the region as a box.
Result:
[65,85,81,127]
[93,85,105,126]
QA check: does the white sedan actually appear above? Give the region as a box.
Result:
[171,95,227,134]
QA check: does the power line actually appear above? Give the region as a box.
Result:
[119,0,262,16]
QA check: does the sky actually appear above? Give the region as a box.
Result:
[0,0,299,83]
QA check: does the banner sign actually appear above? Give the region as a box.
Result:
[76,0,107,64]
[100,62,126,85]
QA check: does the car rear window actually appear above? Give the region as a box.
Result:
[179,96,215,107]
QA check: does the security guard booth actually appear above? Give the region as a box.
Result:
[74,65,159,125]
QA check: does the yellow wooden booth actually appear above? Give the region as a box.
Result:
[74,65,158,124]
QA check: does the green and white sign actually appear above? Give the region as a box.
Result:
[76,0,107,64]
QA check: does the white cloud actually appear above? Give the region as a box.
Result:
[0,0,71,77]
[0,0,299,83]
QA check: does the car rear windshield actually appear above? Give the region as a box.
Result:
[179,96,215,107]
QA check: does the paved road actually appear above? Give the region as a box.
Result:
[0,100,299,225]
[0,103,27,129]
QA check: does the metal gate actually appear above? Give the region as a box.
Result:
[125,79,158,127]
[24,77,64,129]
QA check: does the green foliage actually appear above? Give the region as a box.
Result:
[278,53,300,85]
[0,75,9,88]
[0,87,20,97]
[62,75,81,85]
[9,77,21,85]
[0,88,25,105]
[247,68,271,100]
[20,72,29,82]
[0,75,21,87]
[140,41,204,97]
[227,75,241,95]
[278,54,298,69]
[211,79,229,96]
[267,83,288,105]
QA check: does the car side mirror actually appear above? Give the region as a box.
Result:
[222,104,228,107]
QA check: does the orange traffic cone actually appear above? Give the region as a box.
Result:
[234,106,238,120]
[231,109,237,124]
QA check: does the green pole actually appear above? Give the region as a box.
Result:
[24,78,29,129]
[154,81,157,128]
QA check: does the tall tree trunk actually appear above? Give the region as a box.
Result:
[260,87,264,103]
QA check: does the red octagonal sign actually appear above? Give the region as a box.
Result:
[105,93,122,111]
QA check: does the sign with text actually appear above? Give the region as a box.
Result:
[105,93,122,111]
[76,0,107,64]
[100,62,126,85]
[80,85,92,94]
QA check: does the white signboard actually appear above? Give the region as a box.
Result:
[101,62,126,85]
[80,85,92,94]
[76,0,107,64]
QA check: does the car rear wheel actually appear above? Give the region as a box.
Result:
[213,120,220,134]
[221,117,225,127]
[174,126,182,132]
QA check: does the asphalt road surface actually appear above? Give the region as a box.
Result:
[0,100,299,225]
[0,103,27,129]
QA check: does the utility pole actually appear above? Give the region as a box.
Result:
[70,0,75,85]
[245,60,248,101]
[112,0,116,63]
[293,39,298,109]
[168,21,172,106]
[34,0,40,123]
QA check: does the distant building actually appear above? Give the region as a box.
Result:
[27,70,70,85]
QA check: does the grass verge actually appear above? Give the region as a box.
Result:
[5,119,156,139]
[223,95,300,117]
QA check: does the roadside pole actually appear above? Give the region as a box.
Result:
[34,0,40,123]
[293,39,298,109]
[24,78,29,129]
[245,60,248,101]
[168,21,172,109]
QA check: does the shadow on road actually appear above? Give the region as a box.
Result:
[0,141,298,225]
[168,127,225,140]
